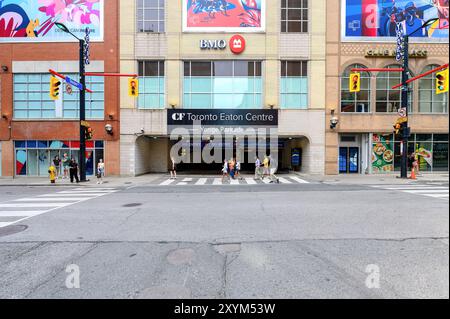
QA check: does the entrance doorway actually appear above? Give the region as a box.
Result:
[339,147,359,173]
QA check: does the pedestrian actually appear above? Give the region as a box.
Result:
[221,159,229,182]
[229,158,236,179]
[53,155,61,179]
[268,154,280,184]
[48,164,57,184]
[235,159,242,180]
[254,156,262,180]
[97,159,105,184]
[169,156,177,180]
[262,155,270,179]
[62,153,70,179]
[412,151,420,176]
[69,158,80,183]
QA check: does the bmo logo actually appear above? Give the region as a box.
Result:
[229,35,245,54]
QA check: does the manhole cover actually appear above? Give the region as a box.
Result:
[0,225,28,238]
[122,203,142,208]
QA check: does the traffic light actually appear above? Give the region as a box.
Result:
[85,127,93,141]
[128,78,139,97]
[394,123,401,135]
[349,73,361,93]
[436,69,448,95]
[50,76,61,100]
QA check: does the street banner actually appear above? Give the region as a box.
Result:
[183,0,265,32]
[0,0,103,42]
[342,0,449,42]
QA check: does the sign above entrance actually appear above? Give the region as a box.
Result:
[168,109,278,127]
[230,35,246,54]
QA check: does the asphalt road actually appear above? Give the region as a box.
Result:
[0,181,448,299]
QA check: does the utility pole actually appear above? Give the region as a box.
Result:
[79,38,87,182]
[400,34,409,179]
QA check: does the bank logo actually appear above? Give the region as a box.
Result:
[230,35,246,54]
[172,113,186,121]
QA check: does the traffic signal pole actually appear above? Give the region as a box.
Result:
[400,35,409,179]
[79,38,87,182]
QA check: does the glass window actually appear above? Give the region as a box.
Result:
[376,65,412,113]
[183,61,262,109]
[281,61,308,109]
[138,61,165,109]
[13,73,104,119]
[419,65,448,113]
[281,0,308,33]
[340,64,371,113]
[137,0,165,33]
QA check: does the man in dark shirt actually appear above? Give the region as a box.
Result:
[69,158,80,183]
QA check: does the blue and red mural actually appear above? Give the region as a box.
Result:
[343,0,449,40]
[0,0,103,42]
[184,0,264,32]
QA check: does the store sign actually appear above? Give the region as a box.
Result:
[230,35,246,54]
[168,109,278,127]
[366,49,428,58]
[200,39,227,50]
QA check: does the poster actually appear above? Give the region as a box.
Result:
[183,0,265,32]
[372,134,394,173]
[342,0,449,41]
[0,0,103,42]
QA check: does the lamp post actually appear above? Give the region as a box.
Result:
[55,22,87,182]
[399,18,438,179]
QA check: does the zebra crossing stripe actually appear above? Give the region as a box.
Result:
[13,198,89,202]
[183,178,193,182]
[0,203,68,208]
[278,177,292,184]
[160,179,175,186]
[195,178,208,185]
[0,211,47,217]
[245,178,257,185]
[262,179,271,184]
[230,179,240,185]
[213,178,223,185]
[290,177,309,184]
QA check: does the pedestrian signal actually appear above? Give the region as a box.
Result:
[394,123,401,135]
[436,69,448,95]
[349,73,361,93]
[128,78,139,97]
[50,76,61,100]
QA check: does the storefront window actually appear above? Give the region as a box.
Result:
[280,61,308,109]
[419,65,448,113]
[138,61,165,109]
[14,74,104,119]
[15,140,104,177]
[375,65,412,113]
[340,64,371,113]
[183,61,262,109]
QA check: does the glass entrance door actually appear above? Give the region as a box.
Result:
[339,147,359,174]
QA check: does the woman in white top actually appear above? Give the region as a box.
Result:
[221,159,229,182]
[97,159,105,184]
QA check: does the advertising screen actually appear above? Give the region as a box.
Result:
[0,0,103,42]
[342,0,449,42]
[183,0,265,32]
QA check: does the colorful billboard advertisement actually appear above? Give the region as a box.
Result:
[0,0,103,42]
[183,0,265,32]
[342,0,449,42]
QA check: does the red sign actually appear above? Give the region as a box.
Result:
[229,35,246,54]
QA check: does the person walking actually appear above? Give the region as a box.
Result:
[254,156,262,180]
[53,155,61,179]
[62,153,70,179]
[97,159,105,184]
[229,158,236,179]
[169,156,177,180]
[221,159,229,182]
[69,158,80,183]
[262,155,270,180]
[268,154,280,184]
[235,158,242,180]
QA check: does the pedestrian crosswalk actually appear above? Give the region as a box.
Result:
[157,176,310,186]
[0,188,118,229]
[371,184,449,201]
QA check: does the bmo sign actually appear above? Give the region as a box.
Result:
[199,35,246,55]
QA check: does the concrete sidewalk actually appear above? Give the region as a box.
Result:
[302,173,449,185]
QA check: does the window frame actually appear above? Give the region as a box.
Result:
[280,60,309,109]
[137,60,166,109]
[375,64,413,113]
[136,0,165,33]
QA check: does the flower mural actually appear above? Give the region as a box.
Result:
[0,0,103,41]
[185,0,264,32]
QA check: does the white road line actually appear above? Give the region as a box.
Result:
[13,198,89,202]
[423,194,449,198]
[245,178,257,185]
[0,203,69,208]
[0,222,12,228]
[177,182,188,185]
[183,178,193,182]
[213,178,223,185]
[290,177,310,184]
[72,188,116,191]
[403,190,449,194]
[384,186,448,190]
[160,179,175,186]
[57,190,116,194]
[0,211,46,217]
[195,178,208,185]
[230,179,240,185]
[278,177,293,184]
[38,193,99,197]
[262,179,271,184]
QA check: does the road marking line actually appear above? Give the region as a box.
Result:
[38,193,99,197]
[403,190,449,194]
[182,178,193,182]
[72,188,116,191]
[0,211,46,217]
[195,178,208,185]
[424,194,449,198]
[0,203,69,208]
[245,178,257,185]
[290,177,309,184]
[262,179,271,184]
[57,190,115,194]
[230,179,240,185]
[160,179,175,186]
[0,222,12,228]
[384,186,448,190]
[13,198,88,202]
[278,177,293,184]
[372,185,433,188]
[213,178,223,185]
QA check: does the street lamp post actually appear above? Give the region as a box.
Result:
[399,18,438,179]
[55,23,87,182]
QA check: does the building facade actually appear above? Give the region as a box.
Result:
[120,0,327,175]
[0,0,120,178]
[326,0,449,175]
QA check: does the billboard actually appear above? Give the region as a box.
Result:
[342,0,449,42]
[0,0,103,42]
[183,0,265,32]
